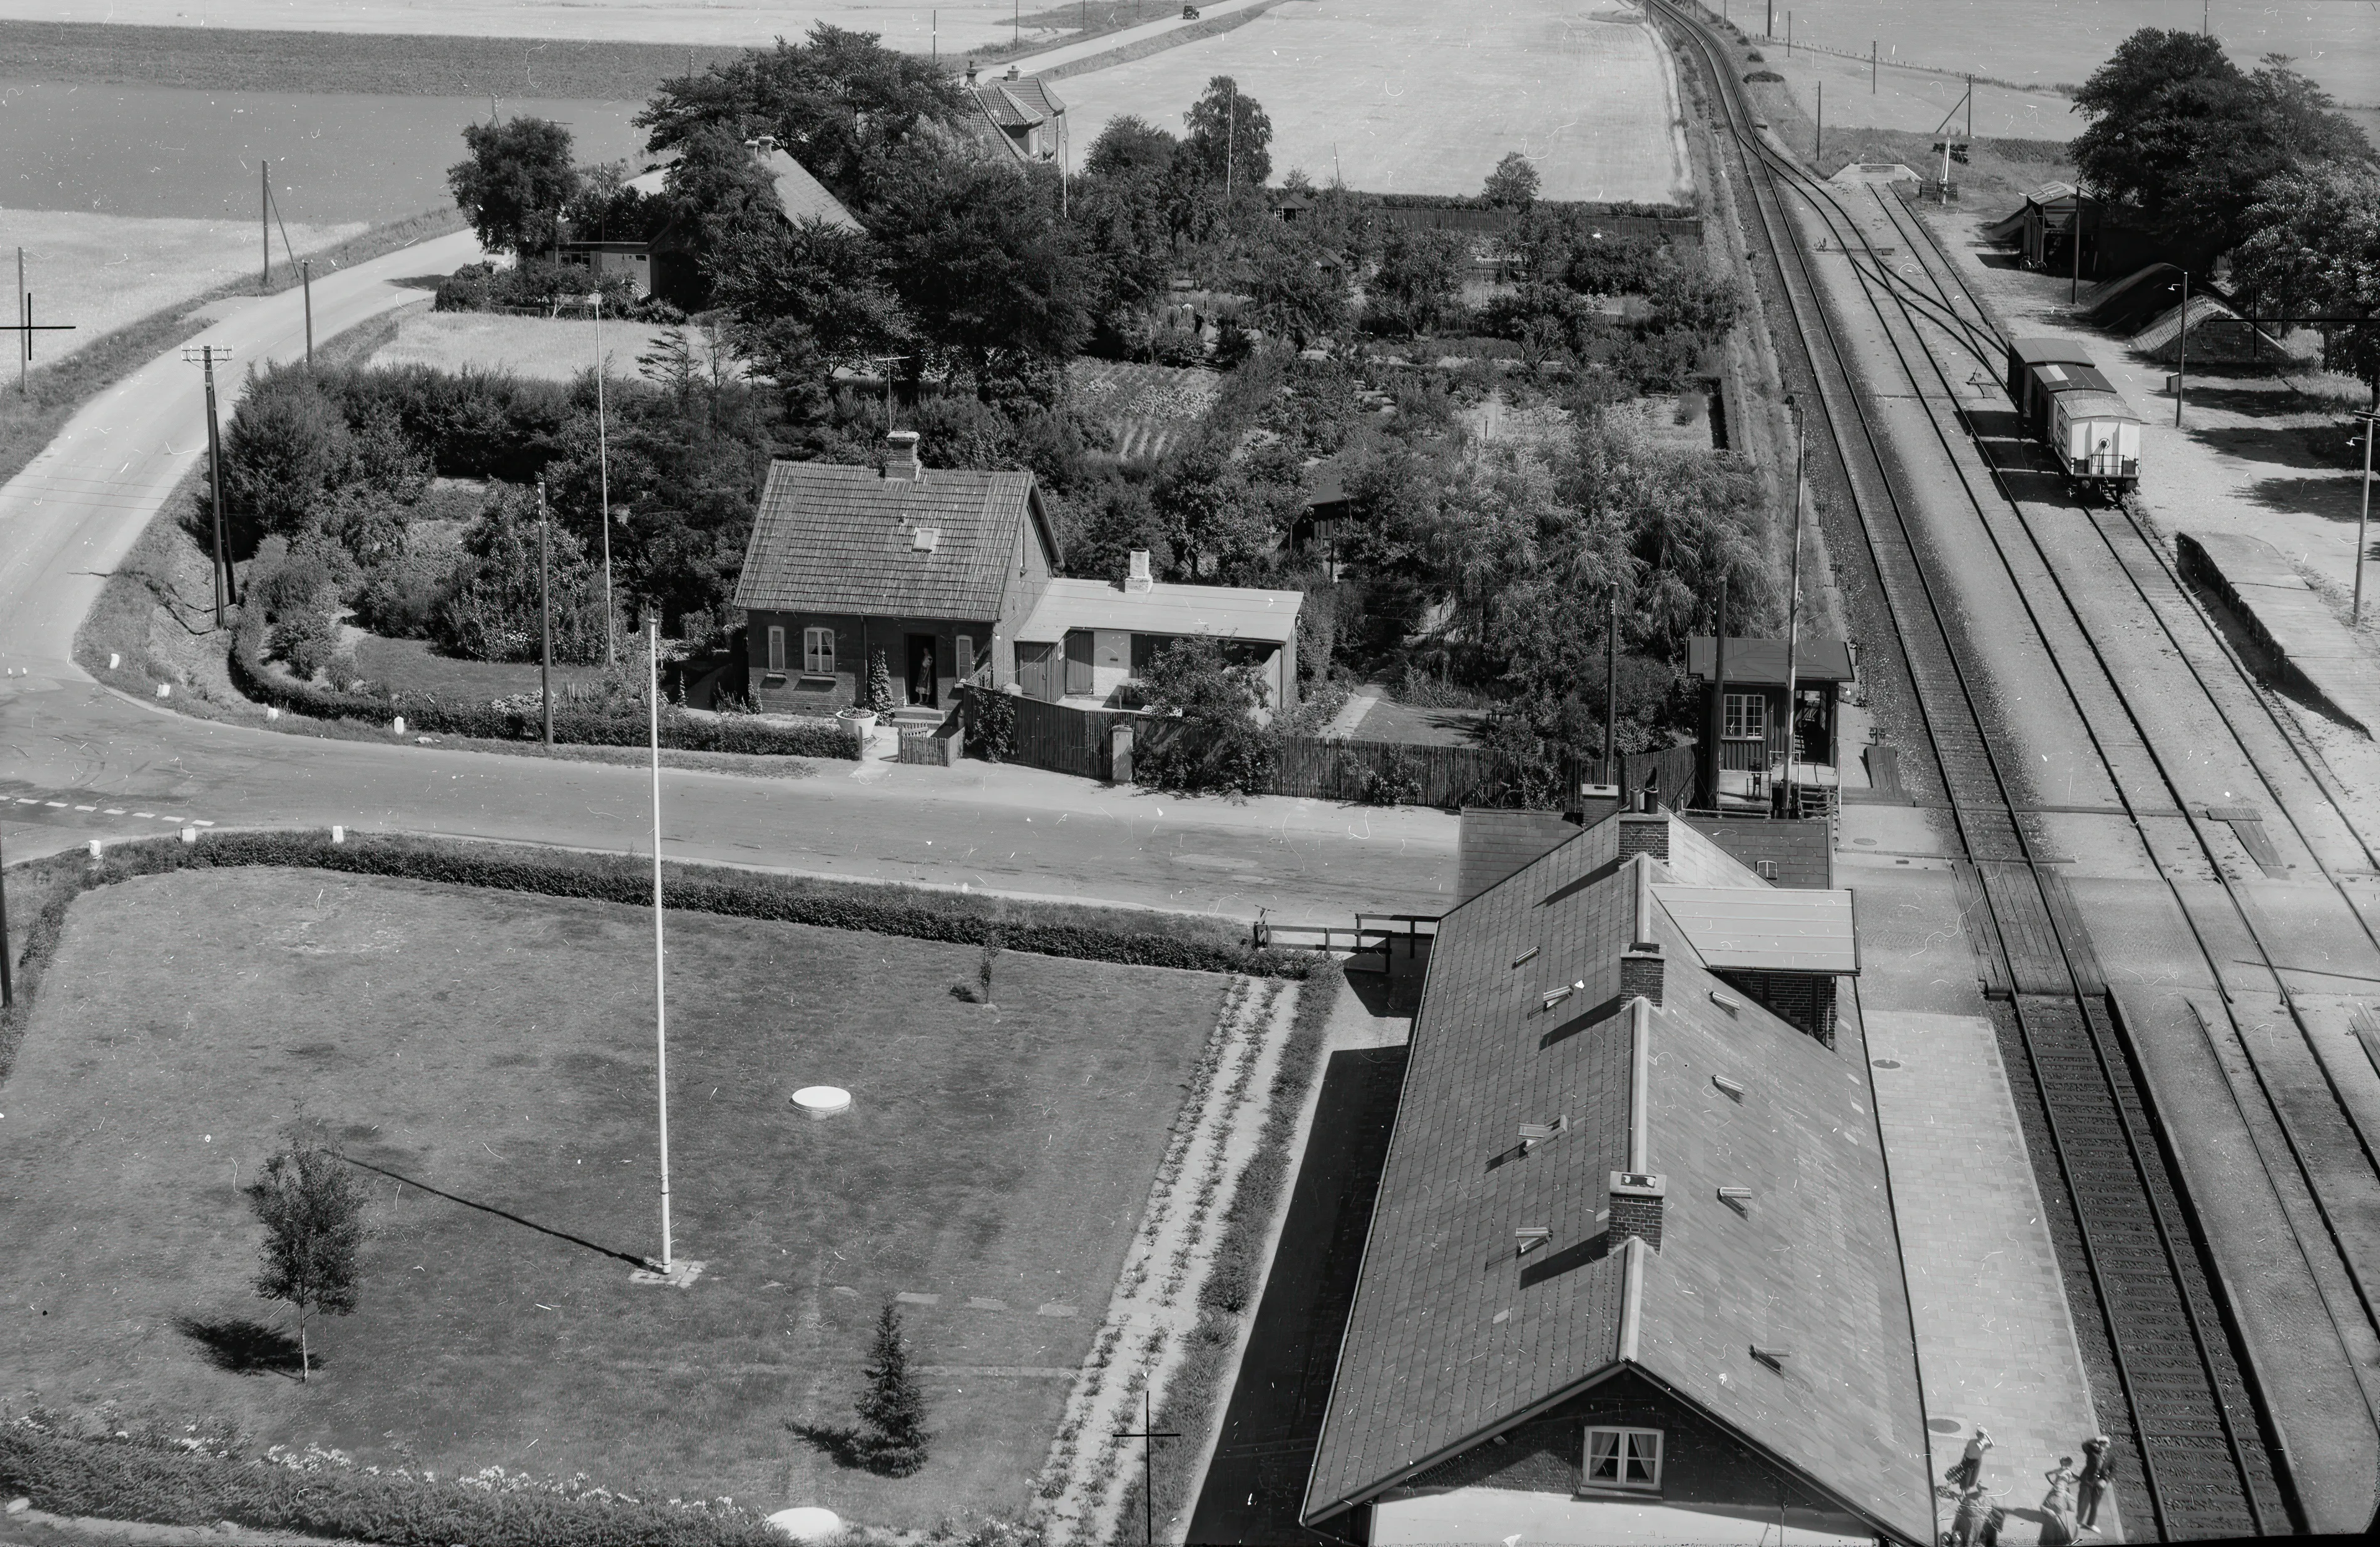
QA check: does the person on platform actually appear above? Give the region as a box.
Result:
[1947,1429,1993,1490]
[1947,1484,1987,1547]
[2041,1456,2081,1546]
[2077,1435,2115,1533]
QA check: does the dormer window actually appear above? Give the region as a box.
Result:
[1583,1426,1662,1492]
[913,527,941,552]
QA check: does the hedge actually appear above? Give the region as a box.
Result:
[0,1427,791,1547]
[1111,957,1347,1539]
[0,831,1315,1080]
[227,608,859,759]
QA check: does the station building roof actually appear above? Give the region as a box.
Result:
[1685,636,1856,685]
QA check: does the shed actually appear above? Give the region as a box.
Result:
[1685,635,1855,790]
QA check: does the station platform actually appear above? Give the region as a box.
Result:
[2175,530,2380,739]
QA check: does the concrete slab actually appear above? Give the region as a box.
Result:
[2178,527,2380,738]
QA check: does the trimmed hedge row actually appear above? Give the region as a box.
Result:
[227,609,858,759]
[0,1429,790,1547]
[1111,957,1347,1538]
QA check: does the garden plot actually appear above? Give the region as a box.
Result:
[1069,358,1222,462]
[0,866,1231,1528]
[367,310,736,383]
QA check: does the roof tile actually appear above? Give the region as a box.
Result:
[732,461,1038,620]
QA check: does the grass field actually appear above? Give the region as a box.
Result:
[367,309,733,383]
[0,3,1013,54]
[0,210,366,363]
[1052,0,1695,204]
[0,866,1230,1525]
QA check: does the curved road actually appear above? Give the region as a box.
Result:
[0,237,1455,923]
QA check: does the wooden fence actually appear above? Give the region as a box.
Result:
[997,691,1132,783]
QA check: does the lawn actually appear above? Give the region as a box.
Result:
[367,312,736,385]
[1051,0,1696,204]
[346,632,623,701]
[0,866,1231,1528]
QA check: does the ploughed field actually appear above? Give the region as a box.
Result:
[0,867,1230,1526]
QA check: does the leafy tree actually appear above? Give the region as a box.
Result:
[1183,76,1273,195]
[1085,114,1179,179]
[1134,634,1278,794]
[434,484,613,663]
[447,117,580,256]
[1366,227,1471,337]
[1243,225,1352,347]
[2071,30,2371,255]
[856,1300,928,1476]
[635,24,967,211]
[246,1124,370,1384]
[1483,152,1542,210]
[562,161,662,246]
[712,214,912,420]
[870,150,1091,395]
[2231,161,2380,402]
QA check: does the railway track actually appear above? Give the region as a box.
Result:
[1645,1,2311,1536]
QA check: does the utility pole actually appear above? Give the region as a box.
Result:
[301,259,314,365]
[1225,80,1236,206]
[1766,0,1773,39]
[1815,81,1823,163]
[1871,40,1877,93]
[1604,583,1619,787]
[182,345,233,626]
[261,160,271,291]
[1783,397,1806,806]
[0,820,12,1009]
[649,618,674,1274]
[1966,73,1974,140]
[1113,1389,1178,1547]
[1787,11,1792,55]
[14,248,22,395]
[538,478,554,747]
[1014,0,1019,47]
[2071,193,2084,304]
[591,293,616,665]
[2174,269,2189,428]
[1705,575,1729,811]
[2354,411,2377,626]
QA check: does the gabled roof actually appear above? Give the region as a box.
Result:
[1460,809,1835,903]
[732,460,1055,619]
[621,145,861,233]
[1304,810,1929,1543]
[1685,636,1856,686]
[967,71,1067,162]
[1456,810,1583,905]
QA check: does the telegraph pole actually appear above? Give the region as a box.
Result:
[1706,576,1729,810]
[301,259,314,365]
[1604,583,1619,787]
[1783,396,1806,806]
[649,616,674,1274]
[1113,1390,1178,1546]
[262,160,272,291]
[590,292,616,665]
[2354,411,2377,626]
[2174,270,2189,428]
[181,345,234,626]
[9,255,76,393]
[538,478,555,747]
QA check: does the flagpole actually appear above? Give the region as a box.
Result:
[651,619,673,1271]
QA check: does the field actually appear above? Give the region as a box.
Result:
[0,78,651,224]
[1051,0,1696,204]
[0,209,367,367]
[367,309,734,383]
[0,2,1014,53]
[0,867,1231,1526]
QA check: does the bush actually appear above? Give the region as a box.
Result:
[0,1420,787,1547]
[1354,747,1425,806]
[353,549,462,639]
[961,687,1017,762]
[1744,69,1785,83]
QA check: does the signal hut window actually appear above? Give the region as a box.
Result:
[1723,692,1767,739]
[803,627,835,677]
[1583,1426,1663,1492]
[766,626,787,673]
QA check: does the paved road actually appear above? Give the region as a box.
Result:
[0,239,1456,922]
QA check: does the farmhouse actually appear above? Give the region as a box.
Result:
[562,135,860,305]
[1302,806,1925,1546]
[733,432,1302,717]
[963,61,1068,165]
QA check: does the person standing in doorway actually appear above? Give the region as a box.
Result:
[2077,1436,2115,1533]
[1948,1428,1993,1491]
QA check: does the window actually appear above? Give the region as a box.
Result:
[956,634,975,682]
[1583,1426,1663,1492]
[767,626,787,673]
[1723,691,1767,740]
[803,627,835,677]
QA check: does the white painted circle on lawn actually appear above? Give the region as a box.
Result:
[792,1086,851,1118]
[767,1505,843,1541]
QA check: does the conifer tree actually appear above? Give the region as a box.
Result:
[857,1299,929,1475]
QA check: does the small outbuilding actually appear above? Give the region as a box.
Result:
[1685,634,1855,801]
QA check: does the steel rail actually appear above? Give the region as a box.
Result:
[1645,1,2295,1535]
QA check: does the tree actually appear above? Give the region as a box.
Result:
[1183,76,1273,195]
[2071,29,2371,255]
[434,483,613,663]
[870,150,1091,395]
[1244,225,1352,347]
[712,214,912,420]
[635,24,968,212]
[867,650,898,713]
[246,1125,370,1383]
[856,1300,928,1475]
[2231,161,2380,402]
[1483,152,1541,210]
[1134,634,1278,795]
[447,117,580,256]
[1366,228,1470,337]
[1084,114,1178,179]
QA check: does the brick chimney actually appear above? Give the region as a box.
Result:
[883,429,922,483]
[964,59,979,86]
[1620,946,1665,1005]
[1609,1171,1666,1251]
[1618,811,1668,860]
[1125,549,1153,594]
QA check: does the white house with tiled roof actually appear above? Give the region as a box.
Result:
[734,432,1301,718]
[963,61,1067,165]
[1302,806,1928,1546]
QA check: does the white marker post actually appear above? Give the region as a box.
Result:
[651,619,673,1273]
